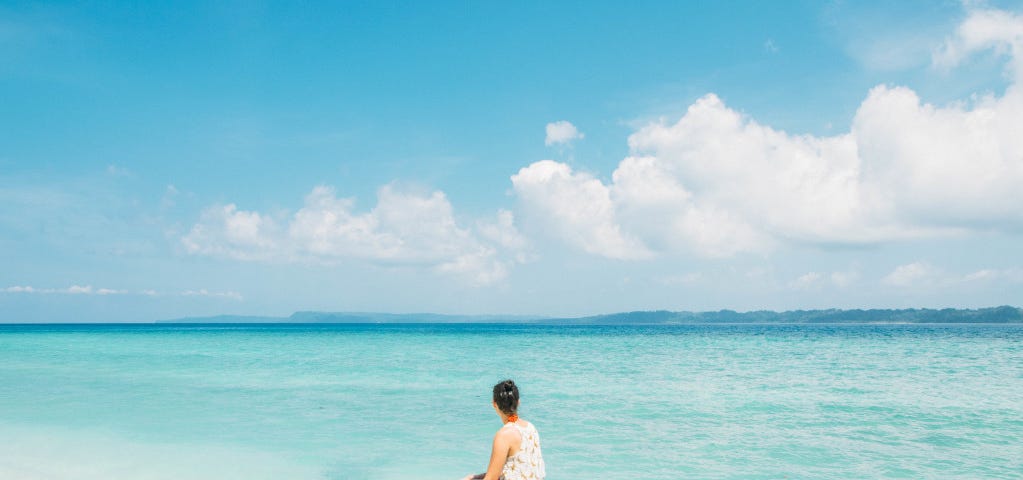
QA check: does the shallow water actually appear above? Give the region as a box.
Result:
[1,323,1021,479]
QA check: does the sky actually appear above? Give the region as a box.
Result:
[2,0,1023,322]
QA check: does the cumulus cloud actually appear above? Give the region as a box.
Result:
[511,160,652,259]
[477,209,533,264]
[182,184,529,285]
[288,185,476,263]
[512,7,1023,259]
[182,204,279,261]
[544,121,584,146]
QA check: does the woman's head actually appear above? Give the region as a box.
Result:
[492,379,519,415]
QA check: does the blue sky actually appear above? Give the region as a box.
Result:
[3,1,1023,322]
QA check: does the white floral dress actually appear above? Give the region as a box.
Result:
[501,421,546,480]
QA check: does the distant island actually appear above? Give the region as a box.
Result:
[158,306,1023,324]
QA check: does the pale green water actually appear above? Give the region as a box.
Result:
[1,324,1021,479]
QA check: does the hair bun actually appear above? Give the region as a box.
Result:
[492,379,520,415]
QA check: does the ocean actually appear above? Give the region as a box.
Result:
[1,323,1020,479]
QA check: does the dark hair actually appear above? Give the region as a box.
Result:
[492,379,519,415]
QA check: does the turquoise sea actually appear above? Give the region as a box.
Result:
[1,323,1021,479]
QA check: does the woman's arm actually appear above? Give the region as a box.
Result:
[480,429,512,480]
[462,428,512,480]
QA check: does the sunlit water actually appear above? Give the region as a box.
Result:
[1,323,1021,479]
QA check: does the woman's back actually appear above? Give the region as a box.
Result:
[501,421,545,480]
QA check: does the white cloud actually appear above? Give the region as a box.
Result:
[791,272,824,289]
[67,285,93,294]
[513,7,1023,259]
[882,262,942,287]
[544,121,584,146]
[963,268,998,282]
[511,160,652,260]
[435,248,508,287]
[161,184,179,209]
[182,204,280,262]
[288,184,475,263]
[963,267,1023,283]
[789,269,859,290]
[849,31,942,72]
[4,285,79,294]
[95,288,127,295]
[182,289,243,301]
[477,209,534,264]
[4,286,36,293]
[853,84,1023,229]
[105,164,130,177]
[829,270,859,288]
[3,285,243,299]
[933,8,1023,80]
[882,263,1023,289]
[182,184,528,286]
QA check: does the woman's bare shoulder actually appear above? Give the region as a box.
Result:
[495,423,521,440]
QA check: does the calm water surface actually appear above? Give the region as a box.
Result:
[1,323,1021,479]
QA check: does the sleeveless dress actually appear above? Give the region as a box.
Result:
[501,421,546,480]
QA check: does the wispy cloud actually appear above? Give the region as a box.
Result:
[788,269,860,290]
[962,267,1023,283]
[182,289,243,301]
[790,272,824,290]
[3,285,115,295]
[824,1,955,72]
[656,273,702,286]
[3,285,243,300]
[881,263,1023,288]
[161,184,180,209]
[882,262,943,288]
[933,7,1023,80]
[105,164,131,177]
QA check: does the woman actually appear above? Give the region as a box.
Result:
[462,379,546,480]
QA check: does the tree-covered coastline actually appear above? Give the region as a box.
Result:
[556,306,1023,324]
[158,306,1023,324]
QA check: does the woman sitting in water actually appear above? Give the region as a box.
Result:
[462,379,546,480]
